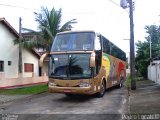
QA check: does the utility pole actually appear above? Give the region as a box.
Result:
[129,0,136,90]
[149,35,152,63]
[149,35,152,82]
[19,17,23,74]
[121,0,136,90]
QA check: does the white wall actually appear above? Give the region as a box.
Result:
[42,61,48,76]
[0,21,49,88]
[0,23,19,78]
[0,22,39,79]
[148,65,151,81]
[157,64,160,84]
[148,61,160,85]
[151,65,156,82]
[22,49,39,77]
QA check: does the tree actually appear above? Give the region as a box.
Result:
[14,7,77,51]
[145,25,160,58]
[135,41,149,78]
[145,25,160,44]
[135,25,160,78]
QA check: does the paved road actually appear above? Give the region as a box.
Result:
[0,87,128,120]
[130,80,160,114]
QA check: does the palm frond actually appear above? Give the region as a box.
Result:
[60,19,77,32]
[39,26,54,39]
[14,6,77,52]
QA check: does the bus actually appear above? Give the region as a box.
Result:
[40,31,126,97]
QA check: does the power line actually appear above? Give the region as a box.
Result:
[0,3,40,11]
[0,3,96,15]
[108,0,129,13]
[0,1,130,15]
[109,0,121,7]
[0,3,97,15]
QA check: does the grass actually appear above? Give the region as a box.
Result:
[0,84,48,95]
[125,74,144,88]
[125,74,131,88]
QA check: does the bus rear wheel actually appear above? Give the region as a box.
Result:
[96,80,106,98]
[119,79,124,88]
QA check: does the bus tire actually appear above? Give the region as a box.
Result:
[96,80,106,98]
[119,79,124,88]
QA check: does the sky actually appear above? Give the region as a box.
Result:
[0,0,160,57]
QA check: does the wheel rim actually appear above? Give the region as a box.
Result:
[120,82,122,87]
[120,80,123,87]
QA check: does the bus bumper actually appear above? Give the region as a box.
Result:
[48,85,95,95]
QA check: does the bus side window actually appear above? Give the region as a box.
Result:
[102,36,110,54]
[95,35,101,50]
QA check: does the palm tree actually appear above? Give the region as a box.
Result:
[14,7,76,75]
[14,6,77,51]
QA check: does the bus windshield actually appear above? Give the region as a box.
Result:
[51,32,94,51]
[49,54,91,79]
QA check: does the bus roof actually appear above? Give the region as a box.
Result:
[56,30,126,56]
[56,30,95,35]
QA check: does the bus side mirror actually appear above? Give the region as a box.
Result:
[90,52,96,67]
[40,53,49,67]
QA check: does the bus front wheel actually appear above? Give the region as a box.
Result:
[96,80,106,98]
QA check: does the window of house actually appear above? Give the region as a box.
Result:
[0,61,4,72]
[24,63,34,72]
[8,61,11,66]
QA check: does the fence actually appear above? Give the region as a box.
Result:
[0,74,48,89]
[148,61,160,84]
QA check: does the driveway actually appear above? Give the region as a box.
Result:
[0,86,128,120]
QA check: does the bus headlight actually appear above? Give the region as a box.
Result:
[49,82,57,86]
[79,83,90,87]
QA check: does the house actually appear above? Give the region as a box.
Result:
[148,55,160,85]
[22,32,49,77]
[0,18,48,89]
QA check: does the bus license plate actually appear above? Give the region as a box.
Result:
[64,90,71,93]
